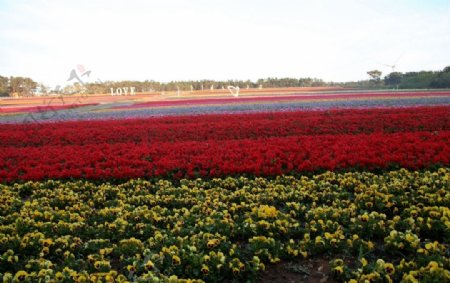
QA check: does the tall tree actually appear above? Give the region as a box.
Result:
[9,76,37,96]
[367,70,382,83]
[430,66,450,88]
[0,75,8,96]
[384,72,403,86]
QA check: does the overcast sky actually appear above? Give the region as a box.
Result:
[0,0,449,87]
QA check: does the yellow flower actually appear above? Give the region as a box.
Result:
[405,233,416,243]
[384,263,395,275]
[417,248,427,254]
[429,211,440,218]
[7,255,18,263]
[333,266,344,276]
[403,272,419,283]
[255,205,278,219]
[427,261,439,272]
[115,275,128,283]
[3,273,13,282]
[55,272,64,280]
[232,267,240,276]
[207,239,219,248]
[38,269,47,278]
[14,271,28,282]
[172,255,181,265]
[360,257,368,267]
[315,236,325,246]
[425,242,434,251]
[42,238,53,247]
[87,255,95,264]
[145,260,155,270]
[75,274,87,283]
[201,264,209,275]
[239,262,246,271]
[270,257,280,263]
[103,276,113,283]
[42,246,50,255]
[360,213,369,222]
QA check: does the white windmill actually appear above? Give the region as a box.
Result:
[379,53,404,73]
[378,53,405,90]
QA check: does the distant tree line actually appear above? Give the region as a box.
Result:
[1,66,449,97]
[383,66,450,89]
[0,76,38,97]
[77,77,329,94]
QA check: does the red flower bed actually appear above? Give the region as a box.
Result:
[1,106,448,147]
[0,106,449,182]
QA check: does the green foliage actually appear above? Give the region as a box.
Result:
[384,72,403,86]
[399,71,436,89]
[367,70,382,82]
[430,67,450,88]
[2,65,450,97]
[0,76,37,96]
[0,76,8,96]
[81,77,328,94]
[384,66,450,89]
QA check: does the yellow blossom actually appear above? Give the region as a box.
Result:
[14,271,28,282]
[201,264,209,275]
[172,255,181,265]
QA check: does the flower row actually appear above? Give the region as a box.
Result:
[0,106,449,147]
[0,130,448,182]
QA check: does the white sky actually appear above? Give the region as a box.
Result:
[0,0,449,87]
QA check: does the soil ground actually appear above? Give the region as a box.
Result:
[258,257,339,283]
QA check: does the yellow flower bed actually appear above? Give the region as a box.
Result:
[0,169,449,282]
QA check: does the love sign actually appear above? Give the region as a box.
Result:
[110,87,136,96]
[227,86,240,97]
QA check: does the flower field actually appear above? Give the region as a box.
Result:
[0,170,449,282]
[0,104,99,115]
[0,106,449,182]
[1,90,449,123]
[0,91,449,282]
[111,91,450,110]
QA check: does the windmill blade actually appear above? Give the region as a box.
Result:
[377,61,393,68]
[394,52,405,65]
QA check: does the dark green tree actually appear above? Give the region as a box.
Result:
[384,72,403,87]
[430,66,450,88]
